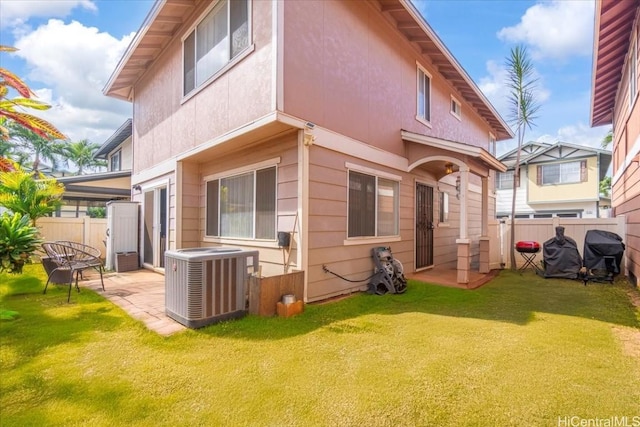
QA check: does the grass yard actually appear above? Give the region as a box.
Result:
[1,265,639,426]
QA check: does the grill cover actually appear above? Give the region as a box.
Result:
[543,226,582,279]
[583,230,625,274]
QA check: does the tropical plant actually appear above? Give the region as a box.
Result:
[0,164,64,226]
[62,139,107,174]
[506,46,541,270]
[0,45,65,141]
[0,212,42,273]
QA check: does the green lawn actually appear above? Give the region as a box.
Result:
[1,265,639,426]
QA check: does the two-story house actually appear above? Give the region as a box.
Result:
[104,0,513,302]
[496,141,612,219]
[591,0,640,286]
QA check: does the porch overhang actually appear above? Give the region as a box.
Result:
[401,130,507,176]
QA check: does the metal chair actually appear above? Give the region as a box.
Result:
[42,241,105,302]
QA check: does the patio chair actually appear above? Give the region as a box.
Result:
[42,241,105,302]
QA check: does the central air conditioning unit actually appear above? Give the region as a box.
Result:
[165,247,259,328]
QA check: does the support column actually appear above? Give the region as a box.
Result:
[456,238,470,284]
[479,237,490,273]
[459,168,469,239]
[479,176,490,273]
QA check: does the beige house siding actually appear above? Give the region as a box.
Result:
[195,133,299,277]
[527,157,599,203]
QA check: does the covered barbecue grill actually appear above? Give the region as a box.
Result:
[583,230,625,283]
[542,226,582,279]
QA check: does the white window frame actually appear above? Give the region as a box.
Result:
[439,191,449,225]
[488,133,496,156]
[182,0,253,99]
[345,163,401,243]
[540,161,582,185]
[416,63,432,126]
[450,95,461,120]
[204,158,278,241]
[110,149,121,172]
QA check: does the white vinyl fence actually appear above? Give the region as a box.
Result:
[37,217,108,258]
[491,216,626,271]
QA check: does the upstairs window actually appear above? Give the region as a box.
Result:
[450,96,461,120]
[348,170,399,238]
[537,161,587,185]
[417,65,431,123]
[110,149,121,171]
[488,133,496,156]
[184,0,250,96]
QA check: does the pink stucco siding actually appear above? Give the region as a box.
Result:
[132,0,275,173]
[282,0,494,157]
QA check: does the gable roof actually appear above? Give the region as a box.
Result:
[103,0,513,140]
[499,141,612,181]
[95,119,132,159]
[590,0,639,126]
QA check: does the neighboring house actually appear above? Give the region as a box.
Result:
[104,0,513,301]
[94,118,133,173]
[55,119,133,217]
[591,0,640,286]
[496,141,612,219]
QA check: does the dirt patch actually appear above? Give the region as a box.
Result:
[612,326,640,360]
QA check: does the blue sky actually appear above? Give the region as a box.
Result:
[0,0,608,156]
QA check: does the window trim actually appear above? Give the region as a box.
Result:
[181,0,253,100]
[488,132,496,156]
[536,160,587,186]
[496,170,519,190]
[110,149,121,172]
[450,95,461,120]
[204,158,279,241]
[345,164,401,242]
[416,63,432,127]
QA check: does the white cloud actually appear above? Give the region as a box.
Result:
[11,19,135,143]
[497,0,594,60]
[0,0,96,28]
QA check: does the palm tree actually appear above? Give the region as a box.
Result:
[506,46,541,270]
[61,139,107,174]
[7,121,65,173]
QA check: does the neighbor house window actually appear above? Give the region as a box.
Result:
[496,170,519,190]
[183,0,250,96]
[488,133,496,156]
[450,96,461,120]
[205,166,275,239]
[417,65,431,123]
[537,161,586,185]
[110,150,121,171]
[348,171,399,238]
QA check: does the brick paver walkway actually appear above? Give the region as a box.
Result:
[84,269,185,336]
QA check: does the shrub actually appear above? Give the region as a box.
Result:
[0,213,42,274]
